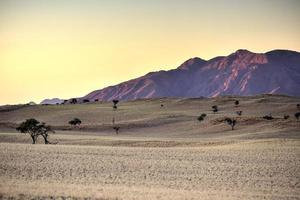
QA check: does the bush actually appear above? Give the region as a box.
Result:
[69,118,82,126]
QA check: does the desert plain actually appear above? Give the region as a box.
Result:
[0,94,299,199]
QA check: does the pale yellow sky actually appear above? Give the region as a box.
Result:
[0,0,300,105]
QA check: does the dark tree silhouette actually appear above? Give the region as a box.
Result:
[112,99,119,110]
[297,104,300,110]
[94,99,99,102]
[160,104,164,108]
[70,98,77,104]
[283,115,290,120]
[212,105,218,113]
[224,118,236,130]
[235,100,239,107]
[113,126,120,134]
[295,112,300,121]
[197,113,207,122]
[83,99,90,103]
[37,122,55,144]
[263,114,274,120]
[16,118,54,144]
[69,118,82,127]
[236,111,243,116]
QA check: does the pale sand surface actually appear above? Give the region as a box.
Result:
[0,95,299,199]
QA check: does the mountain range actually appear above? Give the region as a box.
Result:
[79,49,300,102]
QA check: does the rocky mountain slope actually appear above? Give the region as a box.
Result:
[82,49,300,101]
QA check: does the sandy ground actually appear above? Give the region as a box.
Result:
[0,95,300,199]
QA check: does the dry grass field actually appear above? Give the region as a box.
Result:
[0,95,299,199]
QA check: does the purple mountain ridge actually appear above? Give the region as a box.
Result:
[81,49,300,101]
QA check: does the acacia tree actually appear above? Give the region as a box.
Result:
[69,118,82,127]
[224,118,236,130]
[212,105,218,113]
[112,99,119,110]
[16,118,54,144]
[197,113,207,122]
[235,100,239,107]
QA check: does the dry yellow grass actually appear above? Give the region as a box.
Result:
[0,95,299,199]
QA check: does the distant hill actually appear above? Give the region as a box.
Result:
[40,98,64,105]
[81,49,300,101]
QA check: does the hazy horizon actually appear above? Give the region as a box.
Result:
[1,0,300,105]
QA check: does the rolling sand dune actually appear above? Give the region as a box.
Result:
[0,95,299,199]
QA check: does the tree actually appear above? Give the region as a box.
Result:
[113,126,120,134]
[236,111,242,116]
[160,104,164,108]
[197,113,207,122]
[69,118,82,127]
[70,98,77,104]
[83,99,90,103]
[224,118,236,130]
[37,122,55,144]
[212,105,218,113]
[297,104,300,110]
[94,99,99,102]
[283,115,290,120]
[295,112,300,121]
[16,118,54,144]
[235,100,239,107]
[112,99,119,110]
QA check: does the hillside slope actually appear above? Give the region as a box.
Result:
[82,50,300,101]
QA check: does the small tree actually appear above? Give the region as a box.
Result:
[297,104,300,110]
[83,99,90,103]
[197,113,207,122]
[212,105,218,113]
[16,118,54,144]
[94,99,99,102]
[112,99,119,110]
[160,104,164,108]
[113,126,120,134]
[235,100,239,107]
[295,112,300,121]
[69,118,82,127]
[236,111,242,116]
[70,98,77,104]
[224,118,236,130]
[283,115,289,120]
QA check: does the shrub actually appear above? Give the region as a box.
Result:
[69,118,82,126]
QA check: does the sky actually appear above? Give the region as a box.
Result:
[0,0,300,105]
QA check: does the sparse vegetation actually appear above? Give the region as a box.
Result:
[295,112,300,121]
[113,126,120,134]
[70,98,77,104]
[224,118,236,130]
[236,111,242,116]
[197,113,207,122]
[68,118,82,127]
[235,100,239,107]
[16,118,54,144]
[113,99,119,110]
[263,114,274,120]
[212,105,218,113]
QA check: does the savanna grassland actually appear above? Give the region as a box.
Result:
[0,95,299,199]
